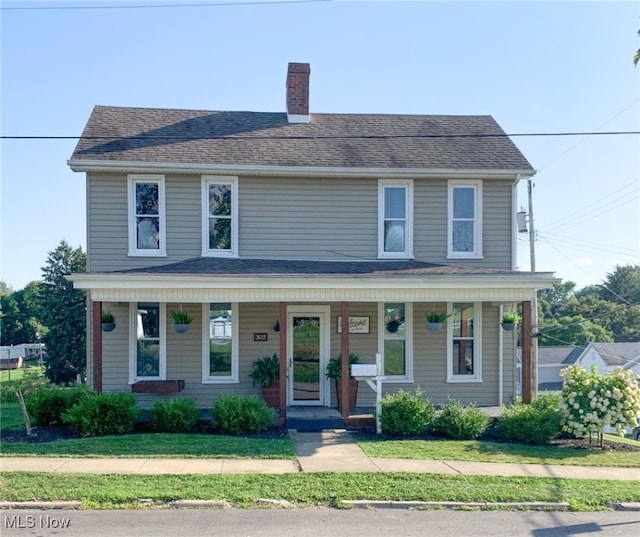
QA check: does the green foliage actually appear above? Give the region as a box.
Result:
[0,368,50,403]
[431,399,490,440]
[560,365,640,443]
[171,310,193,325]
[325,353,361,379]
[100,310,115,323]
[26,385,88,426]
[379,389,435,436]
[501,311,521,324]
[149,398,201,433]
[63,392,138,437]
[499,394,562,444]
[0,281,47,346]
[211,394,275,435]
[425,311,451,323]
[249,353,279,387]
[40,241,87,384]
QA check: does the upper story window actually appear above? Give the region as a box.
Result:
[448,180,483,259]
[378,180,414,258]
[447,302,482,382]
[128,175,166,257]
[379,302,413,381]
[202,176,238,257]
[129,302,166,383]
[202,302,239,383]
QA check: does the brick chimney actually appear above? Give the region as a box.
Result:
[286,62,310,123]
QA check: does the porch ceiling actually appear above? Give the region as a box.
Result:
[69,257,558,303]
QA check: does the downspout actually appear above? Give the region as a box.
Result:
[498,304,504,406]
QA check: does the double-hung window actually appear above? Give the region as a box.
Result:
[447,302,482,382]
[379,302,412,381]
[202,303,239,383]
[128,175,166,257]
[129,302,166,383]
[448,180,482,258]
[378,180,413,258]
[202,176,238,257]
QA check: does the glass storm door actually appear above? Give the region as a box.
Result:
[288,307,329,406]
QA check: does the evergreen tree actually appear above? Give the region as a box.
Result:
[40,241,86,384]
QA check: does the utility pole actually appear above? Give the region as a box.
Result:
[527,178,538,398]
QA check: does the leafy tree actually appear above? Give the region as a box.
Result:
[0,281,48,345]
[600,264,640,305]
[538,315,613,347]
[40,241,87,384]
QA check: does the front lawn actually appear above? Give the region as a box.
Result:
[354,434,640,468]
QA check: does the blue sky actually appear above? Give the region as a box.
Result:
[1,0,639,291]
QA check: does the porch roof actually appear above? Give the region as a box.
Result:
[70,257,558,303]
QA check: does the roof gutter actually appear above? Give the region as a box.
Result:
[67,159,536,180]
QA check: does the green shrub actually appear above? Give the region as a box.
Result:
[379,389,435,436]
[26,385,88,426]
[63,392,138,436]
[499,394,562,444]
[149,398,201,433]
[431,399,490,440]
[1,369,51,403]
[211,394,274,435]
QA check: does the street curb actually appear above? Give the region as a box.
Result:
[342,500,572,510]
[0,501,82,509]
[615,502,640,511]
[169,500,231,509]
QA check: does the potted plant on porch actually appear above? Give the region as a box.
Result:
[501,311,521,331]
[425,311,451,331]
[249,353,280,409]
[171,310,193,333]
[101,310,116,332]
[325,352,361,411]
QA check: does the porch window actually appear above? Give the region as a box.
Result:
[202,176,238,257]
[202,302,239,383]
[447,302,482,382]
[380,302,413,381]
[378,180,413,258]
[448,181,482,258]
[128,175,166,257]
[129,302,166,382]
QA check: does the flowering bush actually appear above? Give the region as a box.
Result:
[560,365,640,445]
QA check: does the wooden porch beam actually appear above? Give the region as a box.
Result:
[278,302,287,418]
[340,301,350,419]
[521,300,532,404]
[92,301,103,393]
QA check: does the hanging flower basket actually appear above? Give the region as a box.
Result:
[501,322,516,331]
[426,322,443,332]
[101,322,116,333]
[101,310,116,332]
[425,312,450,332]
[173,323,190,334]
[171,310,193,333]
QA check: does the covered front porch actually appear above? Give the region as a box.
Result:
[71,258,557,421]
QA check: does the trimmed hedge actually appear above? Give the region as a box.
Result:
[149,398,201,433]
[211,394,274,435]
[26,385,88,427]
[379,389,435,436]
[63,392,138,436]
[499,394,562,444]
[431,399,490,440]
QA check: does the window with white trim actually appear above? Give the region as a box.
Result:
[128,175,166,257]
[129,302,166,382]
[378,180,413,258]
[202,302,239,383]
[447,302,482,382]
[448,181,482,258]
[380,302,412,380]
[202,176,238,257]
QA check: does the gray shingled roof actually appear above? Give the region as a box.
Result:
[116,257,529,277]
[591,342,640,367]
[535,346,586,366]
[70,106,534,171]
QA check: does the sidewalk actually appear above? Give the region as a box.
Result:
[1,429,638,481]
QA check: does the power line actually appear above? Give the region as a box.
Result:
[1,0,330,11]
[2,130,640,141]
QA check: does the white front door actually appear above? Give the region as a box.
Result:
[287,306,330,406]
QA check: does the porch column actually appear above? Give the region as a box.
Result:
[92,301,103,393]
[340,301,350,419]
[278,302,287,418]
[521,300,532,404]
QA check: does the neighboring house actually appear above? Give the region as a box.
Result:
[0,343,45,369]
[531,342,640,392]
[68,62,557,423]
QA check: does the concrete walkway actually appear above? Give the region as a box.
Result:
[1,429,638,481]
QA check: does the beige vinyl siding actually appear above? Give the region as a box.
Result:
[240,176,378,260]
[481,181,513,270]
[100,302,130,393]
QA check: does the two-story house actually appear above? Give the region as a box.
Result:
[68,62,557,423]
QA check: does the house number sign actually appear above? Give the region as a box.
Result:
[253,333,268,342]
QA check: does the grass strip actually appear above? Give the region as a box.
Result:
[1,434,296,459]
[1,472,638,511]
[354,436,640,468]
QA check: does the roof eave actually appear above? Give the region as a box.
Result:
[67,159,536,180]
